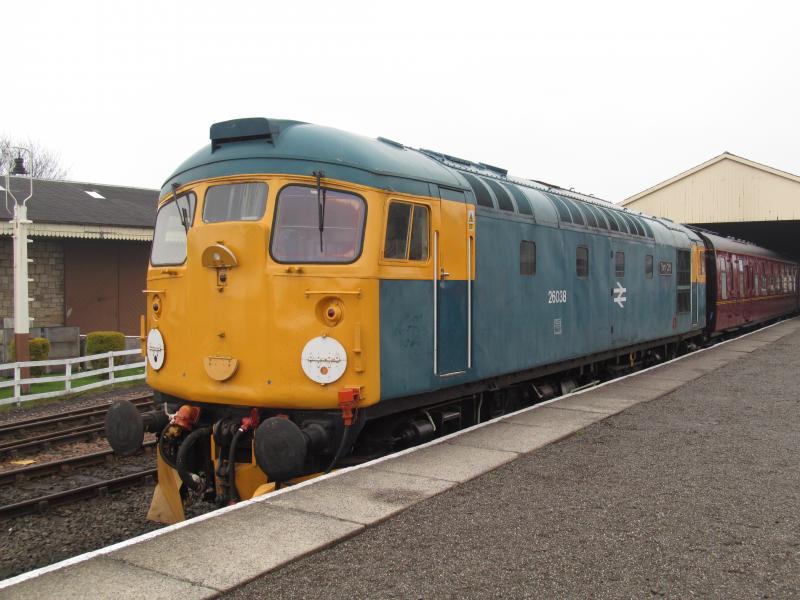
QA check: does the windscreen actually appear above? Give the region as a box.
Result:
[203,182,268,223]
[271,185,366,263]
[150,193,196,266]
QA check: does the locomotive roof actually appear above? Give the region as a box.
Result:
[163,118,699,245]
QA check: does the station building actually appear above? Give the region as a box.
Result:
[621,152,800,259]
[0,177,157,337]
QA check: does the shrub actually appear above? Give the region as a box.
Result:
[8,337,51,375]
[86,331,126,370]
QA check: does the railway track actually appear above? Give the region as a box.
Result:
[0,394,154,457]
[0,393,153,437]
[0,441,157,487]
[0,467,157,520]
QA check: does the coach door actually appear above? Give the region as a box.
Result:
[434,190,473,376]
[691,243,702,326]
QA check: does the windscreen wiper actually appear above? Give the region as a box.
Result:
[313,170,327,252]
[172,182,190,233]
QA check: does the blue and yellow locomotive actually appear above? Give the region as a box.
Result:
[107,118,714,522]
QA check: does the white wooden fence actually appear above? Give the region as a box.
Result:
[0,349,146,407]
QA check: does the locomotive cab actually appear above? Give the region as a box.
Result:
[122,155,388,520]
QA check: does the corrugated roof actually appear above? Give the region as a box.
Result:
[1,177,157,228]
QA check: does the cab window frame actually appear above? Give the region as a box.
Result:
[150,191,197,267]
[381,200,431,263]
[202,181,269,224]
[269,183,368,265]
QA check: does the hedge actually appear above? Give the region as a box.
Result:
[8,337,51,375]
[86,331,126,369]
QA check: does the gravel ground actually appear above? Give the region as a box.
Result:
[0,382,218,580]
[0,481,216,579]
[227,330,800,599]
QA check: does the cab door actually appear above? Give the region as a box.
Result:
[434,191,474,376]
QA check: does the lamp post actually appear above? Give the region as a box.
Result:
[5,148,33,375]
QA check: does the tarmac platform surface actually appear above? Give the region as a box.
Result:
[3,318,800,599]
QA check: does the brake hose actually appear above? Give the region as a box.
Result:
[323,425,351,475]
[175,427,211,493]
[227,428,245,502]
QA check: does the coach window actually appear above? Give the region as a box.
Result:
[520,241,536,275]
[576,246,589,278]
[645,254,653,279]
[383,201,429,261]
[677,250,691,312]
[151,192,196,266]
[720,260,728,301]
[271,185,366,264]
[203,182,268,223]
[738,260,745,296]
[614,251,625,277]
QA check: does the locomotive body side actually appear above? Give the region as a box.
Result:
[377,198,708,405]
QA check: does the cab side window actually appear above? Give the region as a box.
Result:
[384,201,429,261]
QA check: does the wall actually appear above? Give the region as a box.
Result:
[0,237,65,328]
[0,326,80,363]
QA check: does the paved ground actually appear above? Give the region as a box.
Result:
[227,330,800,599]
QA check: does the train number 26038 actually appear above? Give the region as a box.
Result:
[547,290,568,304]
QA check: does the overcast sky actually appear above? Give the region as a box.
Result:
[4,0,798,202]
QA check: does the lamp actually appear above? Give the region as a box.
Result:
[10,156,27,175]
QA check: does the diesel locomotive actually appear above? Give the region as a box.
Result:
[105,118,800,523]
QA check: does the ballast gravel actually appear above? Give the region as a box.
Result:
[0,384,218,579]
[227,329,800,599]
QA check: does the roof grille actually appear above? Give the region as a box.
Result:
[210,118,278,151]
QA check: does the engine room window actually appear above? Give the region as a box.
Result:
[520,240,536,275]
[614,252,625,277]
[203,182,268,223]
[645,254,654,278]
[576,246,589,278]
[150,192,196,266]
[383,201,429,261]
[271,185,366,264]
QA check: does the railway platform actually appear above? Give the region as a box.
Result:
[2,318,800,599]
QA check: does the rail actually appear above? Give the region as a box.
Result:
[0,349,146,407]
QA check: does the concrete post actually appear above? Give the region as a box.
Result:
[12,203,31,387]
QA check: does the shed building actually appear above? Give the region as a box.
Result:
[1,177,157,335]
[621,153,800,259]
